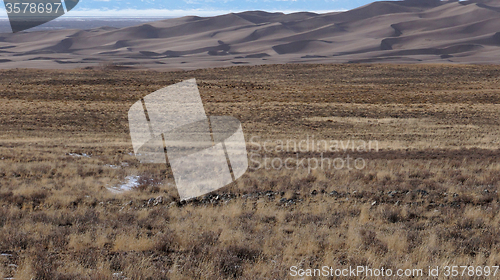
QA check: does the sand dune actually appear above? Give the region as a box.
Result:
[2,0,500,69]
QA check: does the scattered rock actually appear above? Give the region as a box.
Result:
[278,197,296,205]
[147,198,155,206]
[154,196,164,206]
[388,190,398,197]
[123,200,133,206]
[415,189,429,196]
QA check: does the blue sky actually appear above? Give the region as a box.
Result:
[1,0,380,17]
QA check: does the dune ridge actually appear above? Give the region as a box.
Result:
[2,0,500,69]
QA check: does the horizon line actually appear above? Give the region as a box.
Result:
[0,8,346,19]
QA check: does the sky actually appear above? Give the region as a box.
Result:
[0,0,381,17]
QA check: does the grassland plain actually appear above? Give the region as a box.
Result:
[1,64,500,279]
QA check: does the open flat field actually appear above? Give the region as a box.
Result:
[1,64,500,279]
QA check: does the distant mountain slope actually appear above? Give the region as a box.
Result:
[1,0,500,69]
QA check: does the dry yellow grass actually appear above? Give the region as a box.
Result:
[0,64,500,279]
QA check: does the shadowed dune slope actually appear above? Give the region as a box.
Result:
[2,0,500,69]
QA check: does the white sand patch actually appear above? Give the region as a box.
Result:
[68,153,91,158]
[107,175,140,193]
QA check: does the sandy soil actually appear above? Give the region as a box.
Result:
[2,0,500,70]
